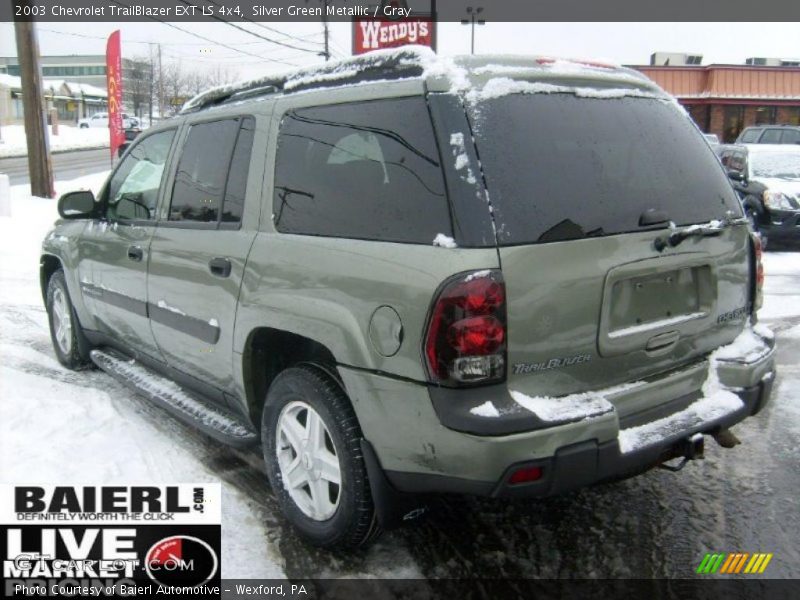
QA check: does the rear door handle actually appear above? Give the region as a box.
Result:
[127,245,143,262]
[209,257,232,278]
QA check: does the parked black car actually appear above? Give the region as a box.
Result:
[717,143,800,246]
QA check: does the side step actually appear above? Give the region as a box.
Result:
[90,349,258,448]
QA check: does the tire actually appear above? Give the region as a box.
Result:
[262,366,381,549]
[46,269,92,370]
[79,123,89,129]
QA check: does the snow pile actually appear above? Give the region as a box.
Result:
[510,382,643,423]
[0,125,109,158]
[470,401,500,418]
[433,233,457,248]
[618,323,770,454]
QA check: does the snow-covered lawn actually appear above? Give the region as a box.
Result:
[0,124,109,158]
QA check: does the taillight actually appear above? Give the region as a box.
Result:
[751,232,764,312]
[424,270,507,386]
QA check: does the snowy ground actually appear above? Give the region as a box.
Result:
[0,174,798,582]
[0,125,109,158]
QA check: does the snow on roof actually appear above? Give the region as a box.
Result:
[0,73,21,89]
[43,79,107,97]
[180,45,664,114]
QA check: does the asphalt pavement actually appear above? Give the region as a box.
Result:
[0,147,112,186]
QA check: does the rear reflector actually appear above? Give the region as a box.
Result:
[509,466,543,485]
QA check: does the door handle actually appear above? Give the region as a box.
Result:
[209,257,232,278]
[127,245,143,262]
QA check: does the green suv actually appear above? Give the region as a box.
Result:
[42,49,776,549]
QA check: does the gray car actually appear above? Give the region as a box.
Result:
[42,49,776,549]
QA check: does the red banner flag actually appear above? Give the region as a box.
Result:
[105,30,125,159]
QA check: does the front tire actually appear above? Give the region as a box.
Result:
[262,366,380,549]
[46,269,92,370]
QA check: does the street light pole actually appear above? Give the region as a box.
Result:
[460,6,485,55]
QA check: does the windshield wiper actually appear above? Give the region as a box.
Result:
[654,216,747,252]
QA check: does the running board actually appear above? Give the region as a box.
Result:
[90,349,258,447]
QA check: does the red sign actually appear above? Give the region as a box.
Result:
[353,18,436,55]
[105,30,125,159]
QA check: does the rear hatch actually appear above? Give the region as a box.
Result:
[465,88,751,409]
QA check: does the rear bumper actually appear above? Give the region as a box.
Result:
[344,327,776,499]
[386,372,774,498]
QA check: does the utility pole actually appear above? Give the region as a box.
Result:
[322,0,330,61]
[157,43,164,121]
[13,16,54,198]
[460,6,485,55]
[148,44,154,126]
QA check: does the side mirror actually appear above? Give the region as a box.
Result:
[727,169,745,183]
[57,190,96,219]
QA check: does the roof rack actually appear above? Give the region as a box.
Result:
[180,47,432,115]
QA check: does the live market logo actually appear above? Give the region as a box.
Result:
[0,484,221,597]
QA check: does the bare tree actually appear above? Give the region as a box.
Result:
[126,56,152,120]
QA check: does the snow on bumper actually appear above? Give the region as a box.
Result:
[618,324,774,454]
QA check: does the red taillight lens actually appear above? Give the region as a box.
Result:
[424,270,507,385]
[751,233,764,311]
[509,466,543,485]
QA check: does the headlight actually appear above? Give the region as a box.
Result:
[763,190,797,211]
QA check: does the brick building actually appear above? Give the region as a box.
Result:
[632,61,800,143]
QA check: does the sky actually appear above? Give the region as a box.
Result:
[1,22,799,81]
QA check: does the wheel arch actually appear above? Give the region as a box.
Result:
[242,327,343,425]
[40,253,64,302]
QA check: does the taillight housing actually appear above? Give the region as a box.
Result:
[751,232,764,312]
[424,270,507,386]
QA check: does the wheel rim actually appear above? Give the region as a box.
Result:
[276,400,341,521]
[52,287,73,355]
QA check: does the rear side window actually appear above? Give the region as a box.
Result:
[739,129,760,143]
[781,129,800,144]
[468,94,742,245]
[272,97,450,243]
[169,117,255,223]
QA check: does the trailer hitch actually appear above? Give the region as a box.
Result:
[659,433,705,472]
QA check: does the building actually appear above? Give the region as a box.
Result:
[0,54,150,116]
[632,54,800,143]
[0,73,107,126]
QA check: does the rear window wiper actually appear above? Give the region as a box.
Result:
[654,216,747,252]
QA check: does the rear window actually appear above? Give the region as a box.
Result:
[468,94,742,245]
[272,97,450,243]
[781,129,800,144]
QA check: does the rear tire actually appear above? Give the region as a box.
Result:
[262,366,381,549]
[46,269,92,370]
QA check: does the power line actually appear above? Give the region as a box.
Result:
[199,0,325,50]
[181,0,322,55]
[37,27,273,47]
[108,0,298,66]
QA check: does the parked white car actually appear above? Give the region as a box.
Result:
[78,112,138,129]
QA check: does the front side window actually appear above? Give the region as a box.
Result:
[168,117,254,224]
[106,129,176,221]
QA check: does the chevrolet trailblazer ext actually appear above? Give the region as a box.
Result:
[42,49,776,549]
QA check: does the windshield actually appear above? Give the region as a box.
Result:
[750,152,800,180]
[467,93,742,245]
